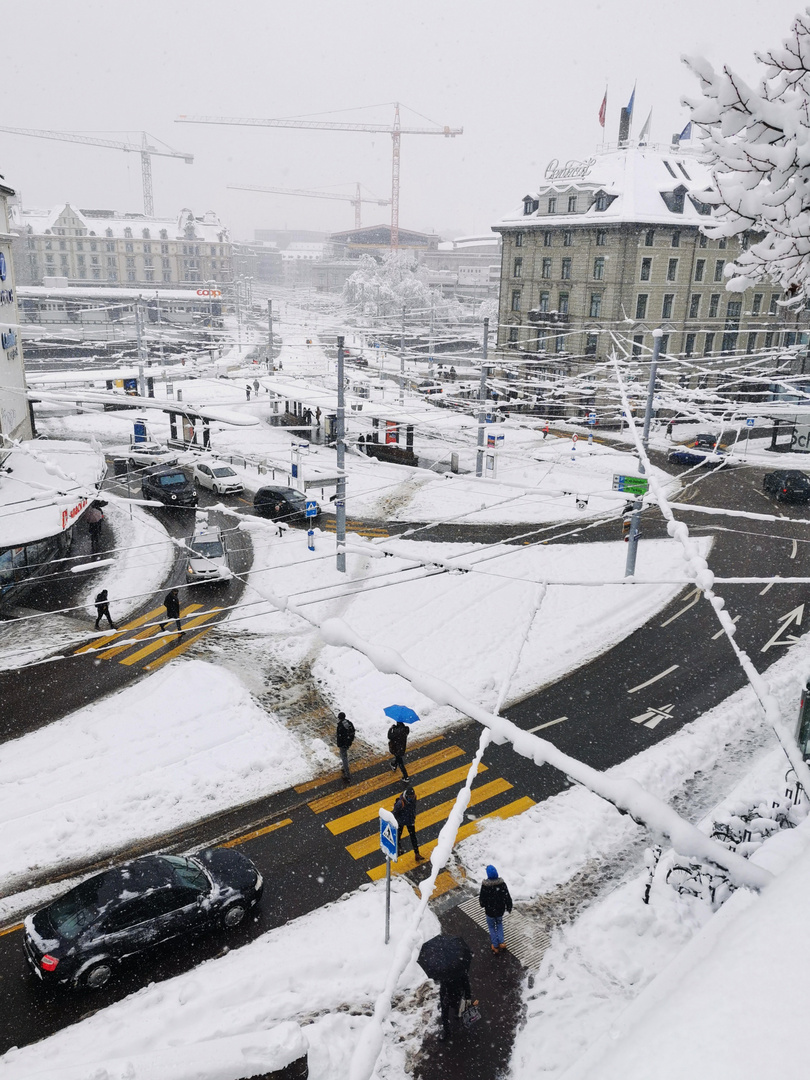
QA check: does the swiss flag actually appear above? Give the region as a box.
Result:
[598,90,607,128]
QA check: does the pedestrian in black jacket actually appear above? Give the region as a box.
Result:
[388,720,410,779]
[439,968,472,1041]
[160,588,183,634]
[392,785,423,861]
[94,589,115,630]
[479,864,513,953]
[335,711,355,783]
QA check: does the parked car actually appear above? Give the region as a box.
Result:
[186,524,230,581]
[693,433,725,450]
[668,447,728,468]
[23,849,263,989]
[253,485,320,525]
[417,380,443,396]
[141,467,198,507]
[193,462,243,495]
[128,442,178,468]
[763,469,810,503]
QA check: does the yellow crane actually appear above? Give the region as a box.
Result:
[178,103,462,248]
[227,181,390,230]
[0,127,193,216]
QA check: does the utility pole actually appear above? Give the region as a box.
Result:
[135,300,146,397]
[475,317,490,478]
[399,306,405,406]
[625,328,663,577]
[268,299,274,371]
[336,335,347,573]
[429,297,435,380]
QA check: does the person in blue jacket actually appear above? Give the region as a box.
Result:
[478,864,513,953]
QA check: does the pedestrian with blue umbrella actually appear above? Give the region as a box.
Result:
[384,704,420,781]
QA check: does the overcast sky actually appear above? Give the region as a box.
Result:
[4,1,805,241]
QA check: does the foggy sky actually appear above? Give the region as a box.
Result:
[5,1,805,241]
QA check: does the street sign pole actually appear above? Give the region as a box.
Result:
[385,856,391,945]
[625,329,663,578]
[378,808,398,944]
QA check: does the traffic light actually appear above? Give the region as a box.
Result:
[622,515,632,541]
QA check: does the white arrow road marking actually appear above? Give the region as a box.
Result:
[527,716,568,732]
[630,703,675,729]
[627,664,679,694]
[712,615,740,640]
[791,539,798,560]
[759,581,774,596]
[760,604,804,653]
[660,587,702,627]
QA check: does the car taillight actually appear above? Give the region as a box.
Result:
[40,954,59,971]
[783,488,788,494]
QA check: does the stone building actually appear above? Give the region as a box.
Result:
[492,143,805,412]
[10,204,232,288]
[0,180,33,449]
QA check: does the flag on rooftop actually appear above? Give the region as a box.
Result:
[598,90,607,129]
[639,109,652,145]
[678,120,692,141]
[626,84,636,117]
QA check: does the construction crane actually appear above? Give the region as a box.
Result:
[178,103,462,249]
[227,181,390,230]
[0,128,194,217]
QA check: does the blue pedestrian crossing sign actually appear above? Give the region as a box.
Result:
[379,808,399,861]
[746,417,755,427]
[306,500,318,518]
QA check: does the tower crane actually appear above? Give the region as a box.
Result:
[227,181,390,230]
[0,128,194,216]
[178,103,462,249]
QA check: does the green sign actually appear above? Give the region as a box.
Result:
[612,474,649,496]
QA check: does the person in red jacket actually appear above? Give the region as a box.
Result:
[478,864,513,953]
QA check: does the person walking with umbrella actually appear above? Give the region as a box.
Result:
[384,704,419,781]
[479,864,513,953]
[393,785,423,861]
[417,934,475,1042]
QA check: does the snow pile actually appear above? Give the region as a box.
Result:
[0,880,437,1080]
[0,661,310,893]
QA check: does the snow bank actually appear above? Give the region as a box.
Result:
[0,661,311,893]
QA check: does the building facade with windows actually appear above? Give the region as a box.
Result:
[10,204,232,288]
[0,181,34,451]
[492,144,805,408]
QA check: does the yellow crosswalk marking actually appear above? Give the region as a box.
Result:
[366,796,535,881]
[97,604,203,660]
[119,608,221,666]
[346,778,513,860]
[143,620,221,670]
[74,605,166,654]
[294,736,445,795]
[426,871,462,899]
[221,817,292,849]
[308,746,464,815]
[326,763,488,836]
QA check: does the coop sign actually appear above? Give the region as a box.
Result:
[196,289,221,298]
[544,157,596,181]
[61,496,88,531]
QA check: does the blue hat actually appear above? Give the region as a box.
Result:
[486,865,498,879]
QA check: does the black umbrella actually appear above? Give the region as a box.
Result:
[417,934,472,983]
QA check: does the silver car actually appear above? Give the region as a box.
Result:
[193,462,244,495]
[186,525,230,582]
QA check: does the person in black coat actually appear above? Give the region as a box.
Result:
[392,785,423,861]
[94,589,115,630]
[479,864,513,953]
[160,588,183,634]
[439,968,472,1041]
[388,719,410,779]
[335,711,355,783]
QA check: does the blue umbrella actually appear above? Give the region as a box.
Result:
[384,704,421,725]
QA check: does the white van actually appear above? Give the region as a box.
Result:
[186,524,229,582]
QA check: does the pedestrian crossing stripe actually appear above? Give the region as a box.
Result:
[308,745,465,815]
[365,797,535,881]
[346,777,514,861]
[95,604,204,661]
[325,762,487,836]
[293,736,446,795]
[119,608,222,666]
[74,604,167,654]
[143,621,219,670]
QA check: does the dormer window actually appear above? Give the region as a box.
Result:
[124,227,133,238]
[523,196,539,215]
[548,196,557,213]
[660,185,686,213]
[105,227,113,237]
[689,195,712,216]
[593,190,616,212]
[142,228,151,239]
[160,229,168,240]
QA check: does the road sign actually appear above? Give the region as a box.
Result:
[587,412,596,426]
[572,433,578,443]
[379,808,398,861]
[612,474,649,496]
[746,417,755,427]
[306,500,318,518]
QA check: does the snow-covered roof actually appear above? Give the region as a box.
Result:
[437,234,501,252]
[10,203,230,242]
[267,377,441,425]
[495,143,715,230]
[0,439,106,547]
[18,285,222,302]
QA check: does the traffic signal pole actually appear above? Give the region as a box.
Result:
[475,317,489,478]
[625,329,663,577]
[336,336,347,573]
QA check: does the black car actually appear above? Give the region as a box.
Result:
[23,849,262,989]
[141,466,198,507]
[253,485,320,525]
[763,469,810,503]
[694,433,723,450]
[668,446,727,468]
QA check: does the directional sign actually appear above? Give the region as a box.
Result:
[305,500,318,518]
[587,412,597,426]
[612,474,649,496]
[379,808,399,861]
[746,417,756,427]
[630,703,675,729]
[760,604,804,653]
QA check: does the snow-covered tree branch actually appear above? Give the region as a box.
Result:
[683,8,810,303]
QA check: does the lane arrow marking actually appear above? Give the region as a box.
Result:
[660,587,702,627]
[760,604,804,653]
[629,703,675,729]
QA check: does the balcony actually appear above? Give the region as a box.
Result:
[528,309,569,325]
